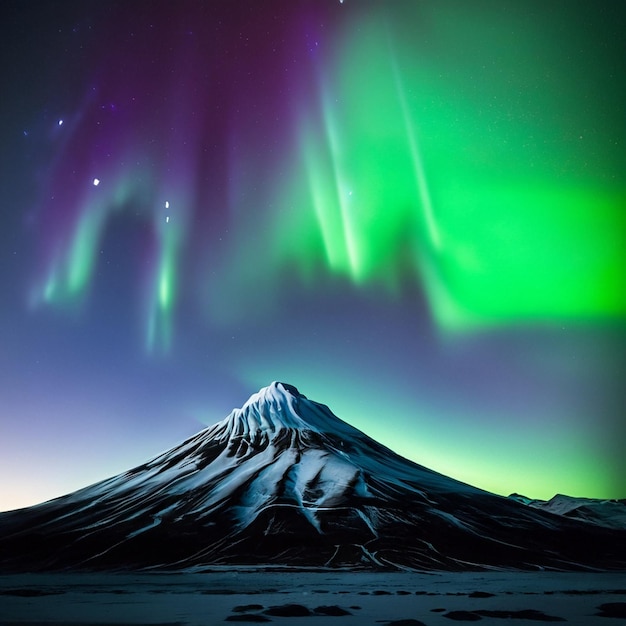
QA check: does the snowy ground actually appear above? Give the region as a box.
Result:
[0,569,625,625]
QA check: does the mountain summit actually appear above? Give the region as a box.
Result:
[1,382,624,572]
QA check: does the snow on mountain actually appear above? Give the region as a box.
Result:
[509,493,626,530]
[1,382,625,572]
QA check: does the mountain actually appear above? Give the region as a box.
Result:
[509,493,626,530]
[1,382,624,572]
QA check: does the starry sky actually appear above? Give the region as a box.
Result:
[1,0,624,512]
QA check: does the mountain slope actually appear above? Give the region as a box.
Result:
[1,382,624,572]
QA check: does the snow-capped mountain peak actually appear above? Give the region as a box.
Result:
[223,381,312,438]
[215,381,372,459]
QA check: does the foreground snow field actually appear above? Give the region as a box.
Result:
[1,570,625,626]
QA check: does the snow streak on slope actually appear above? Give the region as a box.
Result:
[0,382,625,572]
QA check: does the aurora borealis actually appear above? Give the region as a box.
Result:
[0,0,624,511]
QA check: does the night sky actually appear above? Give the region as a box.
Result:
[1,0,624,512]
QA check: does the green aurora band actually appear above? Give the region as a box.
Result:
[38,4,626,338]
[271,7,625,331]
[36,169,184,354]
